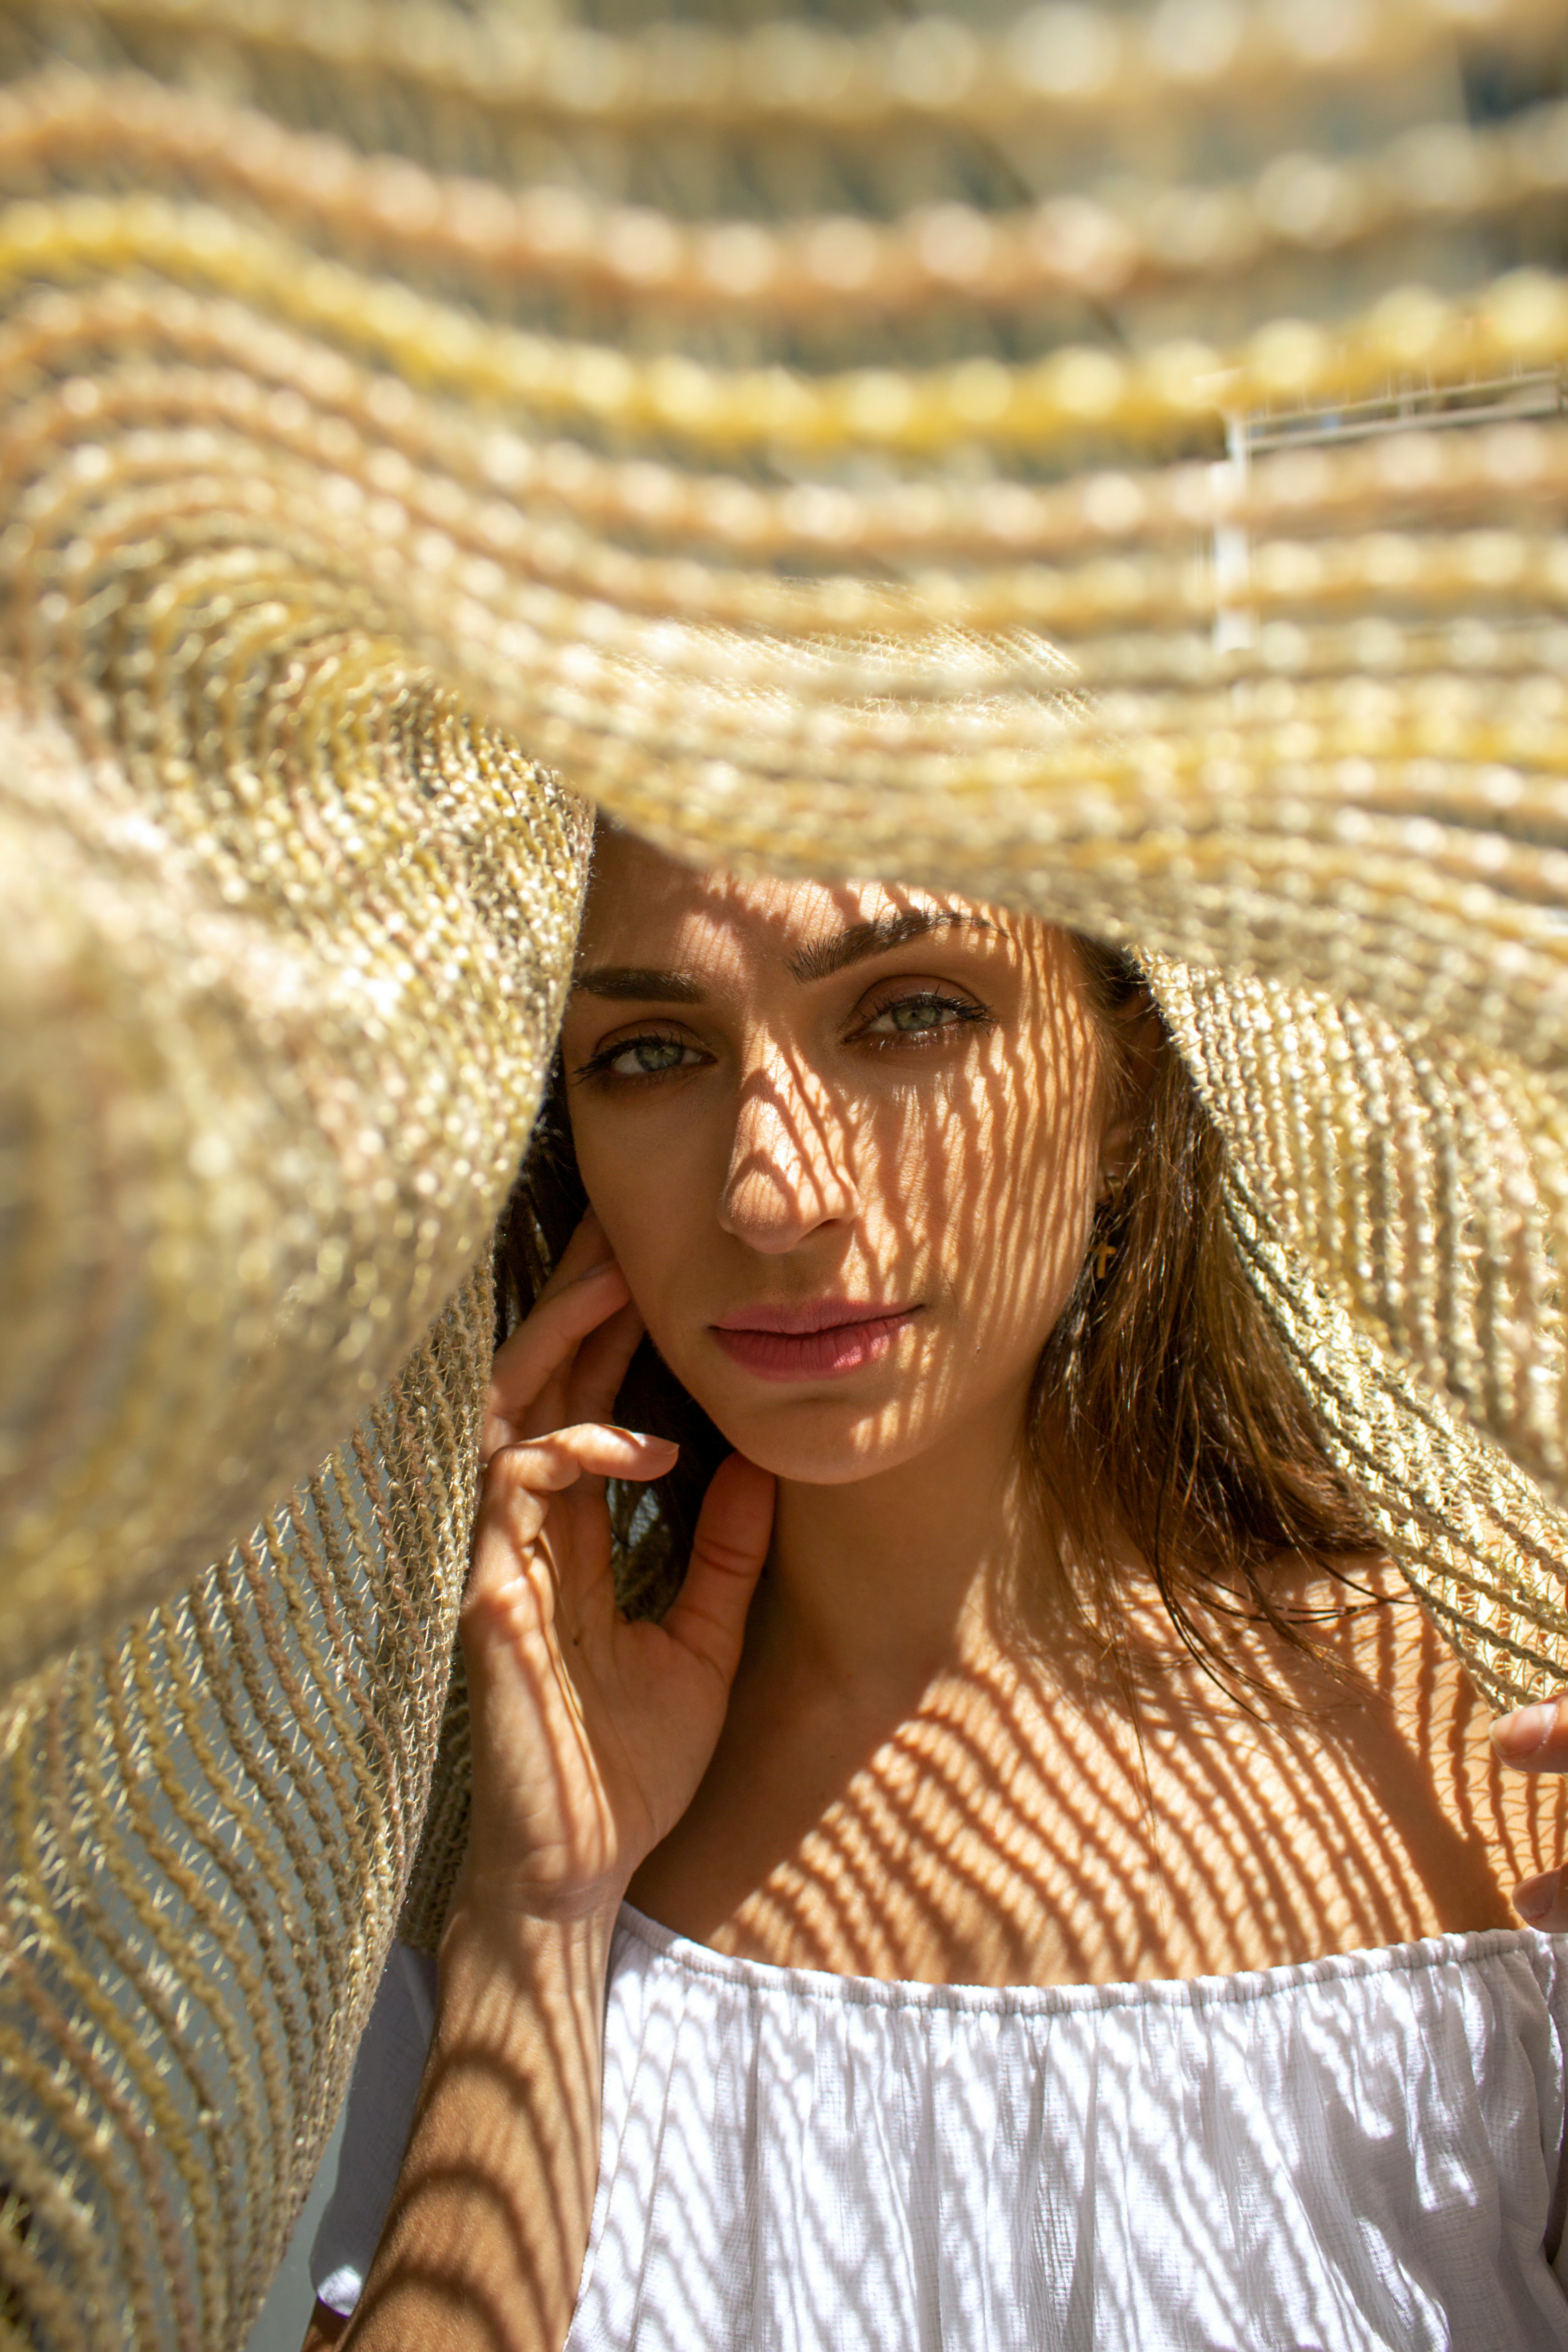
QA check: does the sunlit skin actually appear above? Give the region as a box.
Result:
[564,844,1106,1506]
[559,834,1566,1980]
[322,828,1568,2352]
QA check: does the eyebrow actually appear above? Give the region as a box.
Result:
[571,964,705,1003]
[787,907,990,985]
[571,908,992,1004]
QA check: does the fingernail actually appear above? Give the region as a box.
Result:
[1515,1872,1560,1923]
[1492,1698,1562,1759]
[568,1259,619,1284]
[608,1426,676,1447]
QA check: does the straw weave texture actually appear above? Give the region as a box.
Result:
[3,0,1568,2339]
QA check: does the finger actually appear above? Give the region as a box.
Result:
[567,1298,647,1428]
[533,1209,613,1304]
[485,1423,677,1505]
[468,1425,678,1605]
[662,1454,774,1686]
[1491,1693,1568,1771]
[540,1213,611,1289]
[1513,1869,1568,1931]
[485,1208,625,1437]
[484,1262,631,1456]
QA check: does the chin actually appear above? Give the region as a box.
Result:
[691,1385,937,1490]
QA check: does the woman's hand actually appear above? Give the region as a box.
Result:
[340,1217,756,2352]
[456,1210,775,1927]
[1491,1695,1568,1927]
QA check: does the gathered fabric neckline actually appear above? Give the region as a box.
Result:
[616,1898,1565,2019]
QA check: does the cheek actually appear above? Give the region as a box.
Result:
[569,1107,708,1318]
[891,1041,1102,1349]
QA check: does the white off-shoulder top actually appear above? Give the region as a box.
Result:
[312,1904,1568,2350]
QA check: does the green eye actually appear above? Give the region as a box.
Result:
[598,1034,701,1078]
[862,992,981,1037]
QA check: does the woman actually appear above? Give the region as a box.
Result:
[307,824,1568,2351]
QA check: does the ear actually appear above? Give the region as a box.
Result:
[1096,986,1162,1197]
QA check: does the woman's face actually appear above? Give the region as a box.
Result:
[561,830,1122,1488]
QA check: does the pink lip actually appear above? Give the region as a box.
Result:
[711,1301,921,1383]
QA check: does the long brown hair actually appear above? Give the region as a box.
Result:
[497,933,1376,1681]
[1029,941,1375,1682]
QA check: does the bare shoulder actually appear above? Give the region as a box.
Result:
[1267,1551,1566,1909]
[637,1548,1567,1984]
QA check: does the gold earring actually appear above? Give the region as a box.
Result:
[1092,1175,1124,1280]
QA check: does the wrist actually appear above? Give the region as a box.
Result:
[438,1876,622,2002]
[448,1827,636,1938]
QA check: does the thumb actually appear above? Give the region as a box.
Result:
[661,1454,774,1686]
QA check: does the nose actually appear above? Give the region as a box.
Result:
[718,1052,858,1253]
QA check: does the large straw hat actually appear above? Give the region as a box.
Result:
[3,0,1568,2335]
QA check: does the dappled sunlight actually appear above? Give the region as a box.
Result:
[345,1954,604,2351]
[314,827,1568,2352]
[531,828,1568,1993]
[632,1562,1566,1990]
[564,833,1109,1517]
[505,833,1568,2004]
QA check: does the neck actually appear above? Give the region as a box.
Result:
[751,1386,1058,1700]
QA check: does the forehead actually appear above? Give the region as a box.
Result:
[578,828,1028,970]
